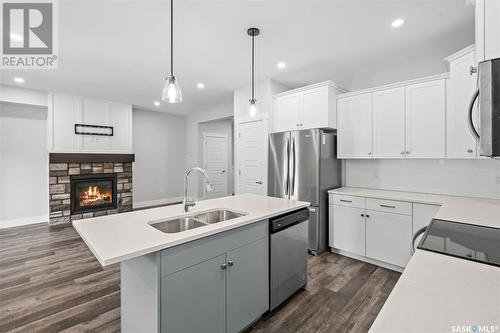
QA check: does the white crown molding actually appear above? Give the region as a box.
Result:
[444,44,475,63]
[273,80,348,98]
[337,72,450,99]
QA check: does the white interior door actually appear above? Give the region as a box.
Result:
[203,133,228,199]
[237,120,267,195]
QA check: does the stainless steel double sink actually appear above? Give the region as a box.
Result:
[149,210,246,233]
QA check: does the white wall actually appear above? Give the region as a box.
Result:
[133,108,187,207]
[345,159,500,199]
[0,85,47,107]
[198,118,234,196]
[185,103,233,199]
[0,103,48,227]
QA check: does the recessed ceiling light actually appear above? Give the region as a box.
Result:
[391,18,405,28]
[197,83,205,89]
[154,101,161,106]
[13,77,25,83]
[277,62,286,69]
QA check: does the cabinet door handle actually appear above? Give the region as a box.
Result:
[220,263,227,270]
[400,151,405,155]
[406,151,411,154]
[380,204,396,209]
[467,149,473,153]
[228,261,235,267]
[255,181,263,184]
[368,152,372,156]
[366,214,370,218]
[360,214,365,217]
[470,65,478,75]
[340,199,352,203]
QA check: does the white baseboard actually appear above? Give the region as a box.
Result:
[0,215,48,229]
[331,248,405,273]
[133,196,183,209]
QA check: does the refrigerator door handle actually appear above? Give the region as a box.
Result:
[285,137,290,196]
[291,136,296,196]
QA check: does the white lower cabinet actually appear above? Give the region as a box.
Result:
[330,194,441,270]
[365,210,412,267]
[331,205,366,256]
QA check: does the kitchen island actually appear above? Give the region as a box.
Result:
[73,193,309,333]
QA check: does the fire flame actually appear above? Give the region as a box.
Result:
[79,186,112,206]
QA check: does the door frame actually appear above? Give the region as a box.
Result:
[202,132,229,198]
[234,118,268,195]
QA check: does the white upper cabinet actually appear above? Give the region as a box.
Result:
[48,93,133,153]
[337,93,373,159]
[405,79,446,159]
[301,86,330,129]
[445,46,478,159]
[271,81,345,133]
[372,87,406,158]
[337,74,447,160]
[475,0,500,62]
[272,94,300,133]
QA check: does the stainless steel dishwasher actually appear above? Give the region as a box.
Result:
[269,208,309,311]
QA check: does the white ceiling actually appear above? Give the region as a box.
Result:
[1,0,474,115]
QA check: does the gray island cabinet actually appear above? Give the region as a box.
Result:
[121,220,269,333]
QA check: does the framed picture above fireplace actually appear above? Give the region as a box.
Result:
[70,174,118,214]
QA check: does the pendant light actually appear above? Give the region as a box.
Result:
[247,27,260,117]
[162,0,182,103]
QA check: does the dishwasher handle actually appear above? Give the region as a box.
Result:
[270,208,309,234]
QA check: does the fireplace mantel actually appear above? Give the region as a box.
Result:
[49,153,135,163]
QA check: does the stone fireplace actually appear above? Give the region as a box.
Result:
[49,153,134,225]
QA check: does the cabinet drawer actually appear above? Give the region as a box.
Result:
[366,198,412,215]
[161,221,268,277]
[331,194,365,209]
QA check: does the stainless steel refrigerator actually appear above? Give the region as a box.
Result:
[268,129,341,255]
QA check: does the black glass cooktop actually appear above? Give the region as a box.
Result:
[417,219,500,267]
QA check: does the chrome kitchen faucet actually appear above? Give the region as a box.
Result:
[183,167,213,212]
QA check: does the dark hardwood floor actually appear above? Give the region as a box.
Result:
[0,223,400,333]
[248,253,400,333]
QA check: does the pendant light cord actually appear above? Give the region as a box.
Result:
[251,34,255,101]
[170,0,174,77]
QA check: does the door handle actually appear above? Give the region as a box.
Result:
[220,263,227,270]
[291,137,296,196]
[380,204,396,209]
[285,138,290,196]
[411,226,427,254]
[221,170,226,174]
[255,181,262,184]
[227,260,235,267]
[468,89,480,142]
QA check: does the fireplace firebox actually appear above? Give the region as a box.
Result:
[70,174,117,214]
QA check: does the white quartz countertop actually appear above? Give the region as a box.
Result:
[328,187,500,228]
[73,194,309,266]
[369,250,500,333]
[328,187,500,332]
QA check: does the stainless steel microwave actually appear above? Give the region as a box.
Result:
[468,57,500,158]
